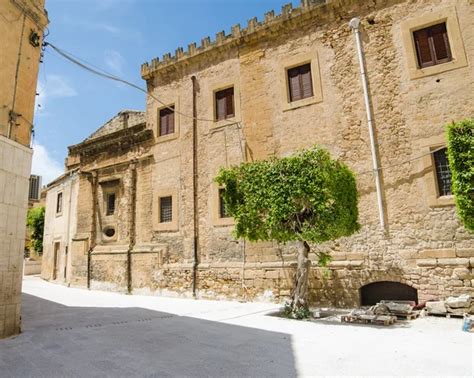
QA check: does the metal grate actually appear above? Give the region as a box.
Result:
[433,148,452,196]
[160,196,173,223]
[106,193,116,215]
[219,188,230,218]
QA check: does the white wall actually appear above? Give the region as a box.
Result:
[0,135,32,338]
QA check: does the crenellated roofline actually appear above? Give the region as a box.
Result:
[141,0,330,79]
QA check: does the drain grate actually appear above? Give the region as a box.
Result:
[54,315,174,332]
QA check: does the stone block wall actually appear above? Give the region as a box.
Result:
[43,0,473,308]
[0,136,32,338]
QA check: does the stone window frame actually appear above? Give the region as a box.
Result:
[55,191,63,217]
[280,51,323,112]
[156,100,180,143]
[401,7,467,80]
[210,81,241,130]
[419,134,455,207]
[211,183,234,227]
[99,179,120,218]
[153,188,179,231]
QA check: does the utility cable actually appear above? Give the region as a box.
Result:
[44,42,241,127]
[358,145,447,176]
[44,42,449,177]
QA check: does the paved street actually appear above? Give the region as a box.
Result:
[0,277,472,377]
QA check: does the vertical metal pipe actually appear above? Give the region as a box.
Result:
[191,76,199,297]
[349,18,386,230]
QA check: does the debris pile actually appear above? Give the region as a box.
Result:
[426,294,472,316]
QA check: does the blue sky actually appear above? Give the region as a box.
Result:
[32,0,298,183]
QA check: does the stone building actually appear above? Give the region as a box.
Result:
[0,0,48,338]
[43,0,473,307]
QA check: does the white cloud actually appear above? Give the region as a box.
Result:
[36,75,77,116]
[104,49,125,76]
[96,23,119,33]
[31,142,64,185]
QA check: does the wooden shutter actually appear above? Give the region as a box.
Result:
[159,106,174,136]
[168,110,175,134]
[288,63,312,102]
[430,23,451,63]
[300,64,313,99]
[414,28,434,67]
[288,66,302,102]
[215,88,234,121]
[414,23,451,68]
[216,92,226,121]
[226,89,234,118]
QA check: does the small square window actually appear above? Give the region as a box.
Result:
[219,188,230,218]
[433,147,452,197]
[159,106,175,136]
[215,87,234,121]
[56,192,63,214]
[413,23,452,68]
[287,63,313,102]
[159,196,173,223]
[106,193,116,215]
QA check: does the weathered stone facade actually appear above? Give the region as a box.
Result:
[43,0,473,307]
[0,0,48,338]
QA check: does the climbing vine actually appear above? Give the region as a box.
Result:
[447,118,474,231]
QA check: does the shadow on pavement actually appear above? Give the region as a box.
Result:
[0,294,296,377]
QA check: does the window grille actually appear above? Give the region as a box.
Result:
[160,196,173,223]
[433,148,452,197]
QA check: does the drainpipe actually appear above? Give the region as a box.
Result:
[191,75,199,297]
[349,18,386,230]
[127,162,137,294]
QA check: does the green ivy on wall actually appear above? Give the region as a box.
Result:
[447,118,474,231]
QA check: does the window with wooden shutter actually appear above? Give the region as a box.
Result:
[287,63,313,102]
[159,106,175,136]
[413,23,452,68]
[215,87,234,121]
[433,148,452,197]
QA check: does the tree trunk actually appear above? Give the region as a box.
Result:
[291,240,310,314]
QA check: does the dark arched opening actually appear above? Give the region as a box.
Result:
[360,281,418,306]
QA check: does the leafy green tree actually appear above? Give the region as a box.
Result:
[26,206,45,256]
[216,147,359,315]
[447,118,474,231]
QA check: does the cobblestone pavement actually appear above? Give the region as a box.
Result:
[0,277,472,377]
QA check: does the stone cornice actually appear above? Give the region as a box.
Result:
[68,123,152,156]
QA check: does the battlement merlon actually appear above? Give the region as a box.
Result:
[140,0,329,80]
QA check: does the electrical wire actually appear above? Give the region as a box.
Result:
[358,145,447,175]
[44,42,450,177]
[44,42,240,127]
